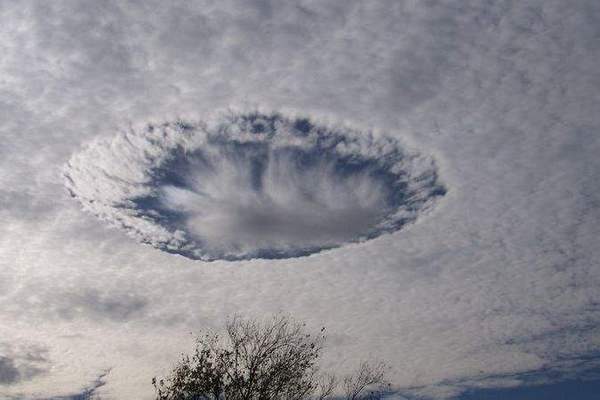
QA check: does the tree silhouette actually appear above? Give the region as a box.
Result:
[153,315,389,400]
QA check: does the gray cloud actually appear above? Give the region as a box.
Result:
[0,345,49,386]
[2,286,149,324]
[52,289,148,323]
[0,357,20,385]
[1,0,600,399]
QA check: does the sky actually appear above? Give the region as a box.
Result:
[1,1,599,399]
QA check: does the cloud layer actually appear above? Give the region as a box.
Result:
[64,112,445,260]
[1,1,600,399]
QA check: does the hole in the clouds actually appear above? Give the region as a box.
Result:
[64,112,445,261]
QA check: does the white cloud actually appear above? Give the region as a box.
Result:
[1,0,600,399]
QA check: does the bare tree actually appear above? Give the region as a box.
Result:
[342,362,389,400]
[153,315,389,400]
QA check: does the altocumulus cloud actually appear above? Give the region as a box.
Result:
[1,1,600,400]
[64,112,444,261]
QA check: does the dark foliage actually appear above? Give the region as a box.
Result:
[153,316,389,400]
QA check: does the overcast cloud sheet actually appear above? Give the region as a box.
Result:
[1,1,600,399]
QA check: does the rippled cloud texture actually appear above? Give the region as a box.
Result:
[1,1,600,399]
